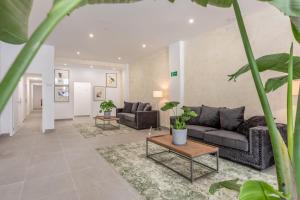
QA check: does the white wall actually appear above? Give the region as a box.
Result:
[184,7,300,123]
[129,48,170,127]
[55,65,123,120]
[0,43,55,134]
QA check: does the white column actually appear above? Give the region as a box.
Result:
[169,41,185,105]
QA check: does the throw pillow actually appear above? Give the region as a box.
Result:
[137,103,147,111]
[131,102,139,113]
[143,104,152,111]
[237,116,267,137]
[185,106,202,125]
[199,105,221,128]
[123,102,133,113]
[220,106,245,131]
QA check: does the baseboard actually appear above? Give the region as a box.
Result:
[44,129,55,133]
[55,118,74,121]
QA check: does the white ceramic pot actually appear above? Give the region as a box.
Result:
[104,111,111,118]
[172,129,187,145]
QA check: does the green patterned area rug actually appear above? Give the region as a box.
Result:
[73,123,136,138]
[97,142,277,200]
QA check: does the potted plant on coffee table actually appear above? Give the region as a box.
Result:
[99,100,116,118]
[161,101,197,145]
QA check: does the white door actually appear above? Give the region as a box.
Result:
[74,82,91,116]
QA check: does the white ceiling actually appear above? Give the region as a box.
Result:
[29,0,269,64]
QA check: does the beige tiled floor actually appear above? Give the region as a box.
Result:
[0,111,166,200]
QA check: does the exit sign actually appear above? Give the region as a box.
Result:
[171,71,178,77]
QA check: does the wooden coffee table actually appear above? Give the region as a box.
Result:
[146,134,219,183]
[94,116,120,130]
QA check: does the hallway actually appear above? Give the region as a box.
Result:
[0,111,147,200]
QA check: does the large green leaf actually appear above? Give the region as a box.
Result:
[291,17,300,43]
[0,0,33,44]
[239,180,287,200]
[229,53,300,92]
[53,0,142,8]
[264,75,288,93]
[209,179,241,194]
[168,0,232,7]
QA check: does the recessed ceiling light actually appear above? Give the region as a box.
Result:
[188,18,195,24]
[90,65,94,69]
[142,44,147,48]
[89,33,94,38]
[63,63,67,66]
[118,57,122,60]
[76,51,80,55]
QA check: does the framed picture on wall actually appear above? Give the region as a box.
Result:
[55,69,69,85]
[106,73,117,88]
[94,86,106,101]
[54,86,69,102]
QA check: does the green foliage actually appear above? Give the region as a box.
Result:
[232,0,294,197]
[228,53,300,93]
[99,100,116,113]
[0,0,33,44]
[209,179,241,195]
[287,43,294,161]
[160,101,180,111]
[161,102,197,130]
[239,180,288,200]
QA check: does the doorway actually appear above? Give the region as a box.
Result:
[74,82,91,116]
[32,85,42,110]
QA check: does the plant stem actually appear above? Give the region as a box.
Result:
[232,0,293,197]
[294,87,300,197]
[287,43,294,161]
[0,0,83,113]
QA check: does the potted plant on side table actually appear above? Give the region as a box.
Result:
[161,101,197,145]
[99,100,116,118]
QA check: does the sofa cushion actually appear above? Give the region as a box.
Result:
[124,102,133,113]
[199,105,220,128]
[220,106,245,131]
[144,104,152,111]
[186,106,202,125]
[237,116,267,137]
[204,130,249,151]
[131,102,139,113]
[137,103,147,111]
[118,113,135,122]
[187,125,217,139]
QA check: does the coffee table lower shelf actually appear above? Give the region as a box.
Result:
[146,138,219,183]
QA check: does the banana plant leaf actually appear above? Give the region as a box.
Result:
[168,0,232,7]
[209,179,241,194]
[228,53,300,93]
[239,180,288,200]
[0,0,33,44]
[53,0,142,9]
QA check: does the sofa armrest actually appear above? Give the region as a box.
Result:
[249,124,287,154]
[116,108,123,114]
[136,110,159,129]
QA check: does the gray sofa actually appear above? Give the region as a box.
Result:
[117,102,159,130]
[170,105,287,170]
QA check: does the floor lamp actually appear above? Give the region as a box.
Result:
[153,91,163,130]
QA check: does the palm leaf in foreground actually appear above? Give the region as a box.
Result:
[209,179,241,194]
[0,0,33,44]
[228,53,300,93]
